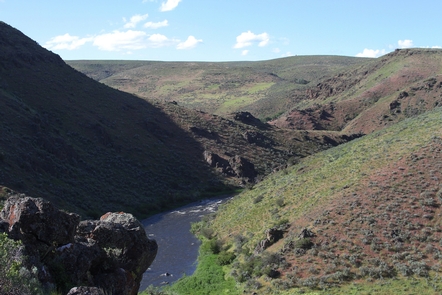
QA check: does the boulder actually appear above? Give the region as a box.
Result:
[78,212,158,293]
[53,212,157,295]
[0,194,80,255]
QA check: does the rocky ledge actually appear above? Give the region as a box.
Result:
[0,194,157,295]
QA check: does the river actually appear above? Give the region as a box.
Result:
[139,196,231,291]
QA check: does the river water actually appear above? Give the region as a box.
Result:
[139,196,231,291]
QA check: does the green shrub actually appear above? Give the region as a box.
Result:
[0,233,47,295]
[295,238,314,250]
[168,253,239,295]
[216,251,236,266]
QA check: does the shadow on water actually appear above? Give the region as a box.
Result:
[139,196,232,290]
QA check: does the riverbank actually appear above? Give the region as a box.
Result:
[139,196,233,290]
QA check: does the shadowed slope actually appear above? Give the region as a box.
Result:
[0,22,218,217]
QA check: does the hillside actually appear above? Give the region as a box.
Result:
[67,56,369,120]
[270,48,442,135]
[0,22,362,219]
[186,107,442,294]
[68,49,442,142]
[0,21,220,217]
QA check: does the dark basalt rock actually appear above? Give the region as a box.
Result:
[204,151,257,182]
[0,194,80,256]
[228,155,257,180]
[0,194,157,295]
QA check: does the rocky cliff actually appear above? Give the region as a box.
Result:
[0,194,157,295]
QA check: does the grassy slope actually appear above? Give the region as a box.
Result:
[67,56,369,120]
[191,107,442,294]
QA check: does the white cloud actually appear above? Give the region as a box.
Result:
[44,33,93,50]
[144,20,169,29]
[160,0,181,11]
[398,39,413,48]
[93,30,149,51]
[272,48,281,53]
[124,14,149,29]
[177,36,202,50]
[46,29,184,52]
[356,48,387,58]
[234,31,270,49]
[241,50,249,56]
[148,33,178,48]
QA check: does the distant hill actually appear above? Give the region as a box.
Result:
[67,56,369,120]
[68,49,442,141]
[270,48,442,135]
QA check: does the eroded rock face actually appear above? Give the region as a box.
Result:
[203,151,257,183]
[0,194,80,255]
[0,194,157,295]
[228,155,257,180]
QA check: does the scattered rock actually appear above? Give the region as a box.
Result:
[67,286,105,295]
[242,131,274,147]
[389,100,401,114]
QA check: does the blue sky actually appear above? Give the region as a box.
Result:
[1,0,441,61]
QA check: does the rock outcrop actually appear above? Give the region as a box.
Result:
[232,111,268,129]
[203,151,257,183]
[0,194,157,295]
[254,227,285,254]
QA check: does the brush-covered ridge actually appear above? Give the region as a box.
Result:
[193,107,442,294]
